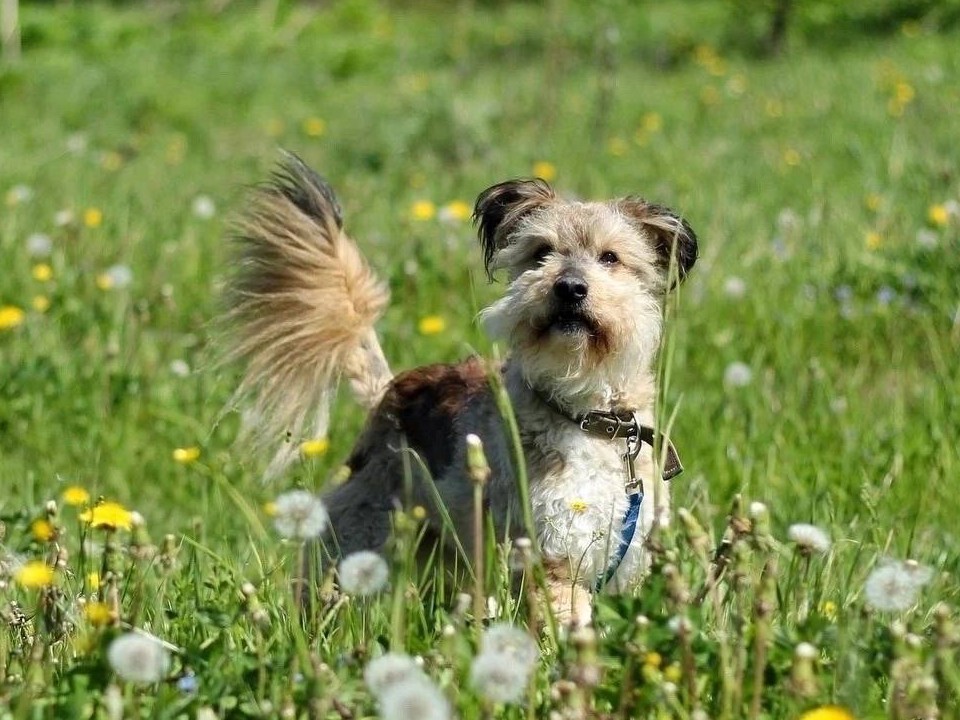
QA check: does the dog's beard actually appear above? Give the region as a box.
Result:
[481,274,663,409]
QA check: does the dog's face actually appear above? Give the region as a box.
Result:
[474,179,698,405]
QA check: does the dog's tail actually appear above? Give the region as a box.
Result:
[223,152,392,479]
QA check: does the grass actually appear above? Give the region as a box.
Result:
[1,0,959,717]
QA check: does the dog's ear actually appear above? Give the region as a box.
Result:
[473,179,556,278]
[619,198,698,288]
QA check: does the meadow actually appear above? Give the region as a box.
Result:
[1,0,959,717]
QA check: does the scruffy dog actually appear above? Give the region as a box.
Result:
[225,154,697,624]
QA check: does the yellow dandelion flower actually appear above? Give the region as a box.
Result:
[63,485,91,506]
[864,193,882,212]
[87,572,102,591]
[32,264,53,282]
[302,117,326,137]
[765,98,784,118]
[95,273,114,290]
[84,601,113,627]
[928,204,949,227]
[798,706,856,720]
[411,505,427,521]
[0,305,25,330]
[894,81,914,105]
[641,112,663,133]
[865,231,882,250]
[783,148,801,167]
[263,501,278,517]
[532,161,557,182]
[30,519,56,543]
[79,501,133,531]
[441,200,472,222]
[568,499,589,514]
[664,663,682,683]
[819,600,838,621]
[14,561,56,589]
[100,151,124,172]
[32,295,50,313]
[606,137,628,157]
[300,438,330,457]
[643,651,662,668]
[264,118,286,137]
[418,315,446,335]
[83,208,103,228]
[410,200,436,221]
[172,447,201,464]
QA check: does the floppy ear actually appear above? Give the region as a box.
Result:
[473,178,556,278]
[619,198,698,288]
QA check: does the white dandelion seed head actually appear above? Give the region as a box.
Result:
[338,551,389,596]
[107,632,171,684]
[363,653,425,697]
[169,359,191,377]
[8,185,33,204]
[54,209,75,227]
[748,501,768,519]
[378,677,451,720]
[105,264,134,289]
[480,623,539,672]
[723,276,747,299]
[470,651,530,704]
[667,615,692,636]
[26,233,53,257]
[787,523,831,553]
[723,361,753,388]
[864,559,933,612]
[795,642,817,660]
[272,490,329,540]
[192,195,216,220]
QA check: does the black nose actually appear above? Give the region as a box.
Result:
[554,274,588,303]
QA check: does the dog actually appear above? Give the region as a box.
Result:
[224,153,697,625]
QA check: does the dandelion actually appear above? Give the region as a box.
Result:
[928,204,949,227]
[300,438,329,457]
[32,263,53,282]
[107,632,171,684]
[338,551,389,596]
[302,117,326,137]
[410,200,436,221]
[30,519,56,543]
[378,678,451,720]
[14,561,56,589]
[864,559,933,612]
[32,296,50,312]
[819,600,838,621]
[84,601,113,627]
[864,231,881,250]
[364,653,426,696]
[664,663,682,683]
[83,208,103,228]
[783,148,801,167]
[169,359,191,377]
[62,485,91,506]
[864,193,882,211]
[470,652,529,704]
[26,233,53,257]
[87,572,102,590]
[172,446,201,464]
[480,623,539,671]
[641,111,663,133]
[532,161,557,182]
[80,501,134,531]
[787,523,831,554]
[723,361,753,388]
[643,651,662,669]
[723,276,746,299]
[568,498,589,513]
[5,184,32,206]
[96,264,133,291]
[272,490,329,539]
[192,195,216,219]
[0,306,25,331]
[916,228,938,248]
[418,315,446,335]
[438,200,472,222]
[54,209,75,227]
[798,707,856,720]
[263,501,277,517]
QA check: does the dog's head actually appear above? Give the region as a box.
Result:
[474,178,698,406]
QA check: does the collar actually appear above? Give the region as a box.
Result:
[534,389,684,482]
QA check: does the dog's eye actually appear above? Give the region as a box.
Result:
[599,251,619,266]
[532,245,552,265]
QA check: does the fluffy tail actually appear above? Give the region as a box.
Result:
[223,152,392,479]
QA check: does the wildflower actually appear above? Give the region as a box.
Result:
[30,519,56,543]
[26,233,53,257]
[96,264,133,290]
[664,663,682,683]
[569,498,589,513]
[169,359,191,377]
[300,438,329,457]
[54,209,74,227]
[865,231,881,250]
[641,111,663,133]
[787,524,831,554]
[5,185,32,206]
[107,632,171,684]
[643,651,662,668]
[302,117,326,137]
[916,228,938,248]
[83,208,103,228]
[894,81,915,104]
[928,204,949,227]
[783,148,801,167]
[480,623,539,671]
[819,600,838,621]
[438,200,472,222]
[723,276,746,299]
[84,601,113,627]
[14,561,56,589]
[0,306,25,331]
[364,653,426,696]
[470,652,529,704]
[378,678,451,720]
[798,707,856,720]
[532,161,556,182]
[32,263,53,282]
[80,501,134,531]
[272,490,329,539]
[410,200,436,221]
[864,193,882,211]
[263,501,277,517]
[418,315,446,335]
[172,447,201,464]
[338,551,389,596]
[192,195,216,219]
[62,485,91,506]
[864,559,933,612]
[723,361,753,388]
[88,572,102,590]
[32,296,50,312]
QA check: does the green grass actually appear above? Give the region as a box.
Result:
[1,0,959,717]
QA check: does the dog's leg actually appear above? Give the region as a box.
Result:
[543,561,593,627]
